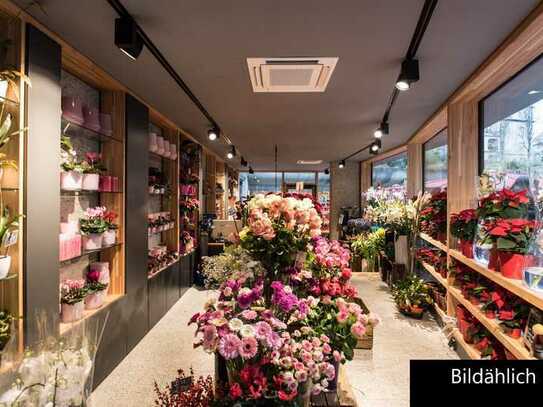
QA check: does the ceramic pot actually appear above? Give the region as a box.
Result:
[82,233,103,250]
[0,256,11,279]
[84,289,107,310]
[103,229,116,246]
[61,171,83,191]
[499,252,534,280]
[82,106,101,131]
[82,173,100,191]
[61,96,84,125]
[61,301,84,323]
[459,239,474,258]
[99,175,112,192]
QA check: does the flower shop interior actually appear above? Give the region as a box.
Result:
[1,0,543,406]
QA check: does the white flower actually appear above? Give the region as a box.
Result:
[228,318,243,331]
[239,324,255,338]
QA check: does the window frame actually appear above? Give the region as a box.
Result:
[422,128,448,191]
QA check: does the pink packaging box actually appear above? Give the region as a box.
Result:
[59,234,82,261]
[111,176,119,192]
[100,175,112,192]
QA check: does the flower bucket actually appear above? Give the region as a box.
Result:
[499,252,533,280]
[0,256,11,279]
[524,266,543,292]
[82,173,100,190]
[61,301,84,323]
[103,229,116,246]
[82,233,103,250]
[459,239,474,258]
[61,171,83,191]
[84,289,107,310]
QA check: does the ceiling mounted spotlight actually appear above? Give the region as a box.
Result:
[227,146,236,160]
[324,168,330,175]
[208,127,219,141]
[248,166,254,174]
[395,59,419,91]
[338,160,345,169]
[115,17,143,60]
[370,139,382,155]
[374,122,389,139]
[240,157,248,167]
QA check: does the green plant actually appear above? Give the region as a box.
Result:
[391,274,433,312]
[60,134,82,172]
[60,279,87,304]
[0,310,13,351]
[85,280,108,294]
[351,228,385,271]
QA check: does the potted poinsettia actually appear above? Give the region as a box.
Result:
[84,269,108,310]
[484,218,537,279]
[60,134,83,191]
[478,188,530,219]
[60,279,87,323]
[450,209,478,258]
[80,151,105,191]
[103,210,118,246]
[79,206,108,250]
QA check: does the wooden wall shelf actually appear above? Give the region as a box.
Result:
[451,328,482,360]
[419,233,448,252]
[421,261,448,288]
[59,294,124,335]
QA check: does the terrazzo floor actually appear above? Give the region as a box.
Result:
[90,273,458,406]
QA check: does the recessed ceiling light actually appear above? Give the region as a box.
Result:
[297,160,323,165]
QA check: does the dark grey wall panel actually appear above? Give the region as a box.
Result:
[165,262,180,310]
[148,272,165,328]
[124,94,149,351]
[24,24,61,343]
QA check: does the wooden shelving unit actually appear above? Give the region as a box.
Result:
[419,232,541,360]
[451,328,482,360]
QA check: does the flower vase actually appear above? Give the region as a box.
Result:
[82,233,103,250]
[84,289,107,310]
[61,171,83,191]
[459,239,474,258]
[0,256,11,279]
[82,173,100,190]
[103,229,116,246]
[61,301,84,323]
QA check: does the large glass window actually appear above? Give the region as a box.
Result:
[481,56,543,190]
[371,152,408,189]
[239,172,281,200]
[424,129,448,192]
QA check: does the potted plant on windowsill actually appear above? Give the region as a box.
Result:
[80,151,105,191]
[103,209,118,246]
[451,209,478,258]
[484,218,537,279]
[80,206,108,250]
[60,279,87,323]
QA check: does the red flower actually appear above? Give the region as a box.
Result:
[489,226,507,237]
[278,389,298,401]
[342,284,358,298]
[499,310,514,321]
[341,268,352,280]
[229,383,242,400]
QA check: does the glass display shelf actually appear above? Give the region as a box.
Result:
[61,117,121,144]
[61,189,123,195]
[60,242,123,266]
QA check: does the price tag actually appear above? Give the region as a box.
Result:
[171,376,193,394]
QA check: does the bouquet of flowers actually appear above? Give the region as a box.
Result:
[79,206,108,235]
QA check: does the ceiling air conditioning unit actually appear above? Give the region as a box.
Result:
[247,57,338,93]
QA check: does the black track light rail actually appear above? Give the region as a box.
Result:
[106,0,219,130]
[339,0,438,164]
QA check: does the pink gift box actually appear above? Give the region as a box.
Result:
[111,176,119,192]
[59,234,82,261]
[100,175,112,192]
[60,220,79,235]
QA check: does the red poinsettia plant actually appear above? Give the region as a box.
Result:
[450,209,477,242]
[478,189,530,219]
[420,190,447,239]
[483,218,537,253]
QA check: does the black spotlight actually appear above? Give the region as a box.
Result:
[374,122,389,139]
[370,139,382,155]
[115,18,143,60]
[395,59,419,91]
[208,127,219,141]
[324,168,330,175]
[240,157,248,167]
[248,166,254,174]
[227,146,236,160]
[338,160,345,169]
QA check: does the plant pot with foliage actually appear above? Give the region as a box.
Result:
[81,152,105,191]
[60,279,87,323]
[84,281,108,310]
[60,134,83,190]
[451,209,477,258]
[103,210,118,246]
[80,206,108,250]
[391,274,433,319]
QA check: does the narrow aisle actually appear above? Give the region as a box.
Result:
[90,288,214,407]
[349,273,458,407]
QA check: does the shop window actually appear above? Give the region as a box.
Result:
[371,152,408,190]
[423,129,448,192]
[480,55,543,190]
[283,172,316,195]
[239,172,281,199]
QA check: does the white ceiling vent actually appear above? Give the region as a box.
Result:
[247,57,338,93]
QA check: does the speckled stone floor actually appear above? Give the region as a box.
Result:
[90,273,457,406]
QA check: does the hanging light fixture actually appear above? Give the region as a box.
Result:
[373,122,389,139]
[114,17,143,60]
[395,59,419,91]
[324,168,330,175]
[227,146,236,160]
[208,127,219,141]
[338,160,345,169]
[369,139,382,155]
[240,157,248,167]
